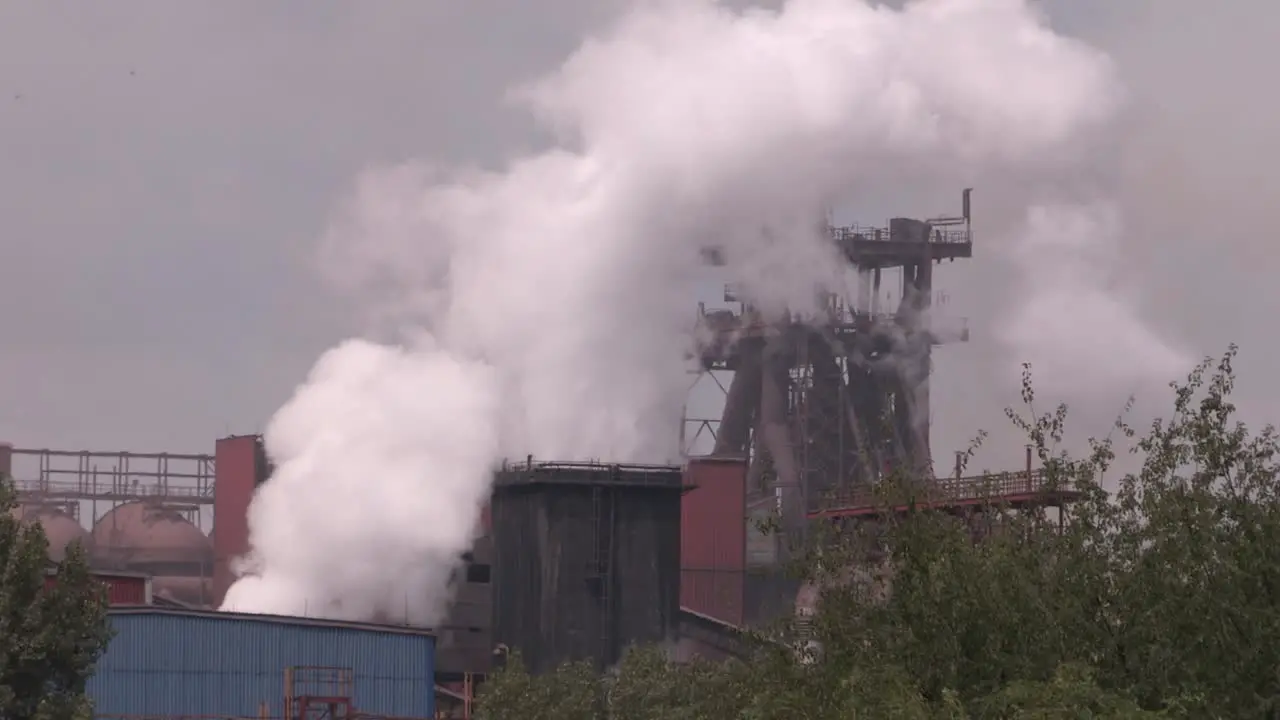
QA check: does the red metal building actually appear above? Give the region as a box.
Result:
[680,456,747,626]
[45,570,152,605]
[212,435,268,606]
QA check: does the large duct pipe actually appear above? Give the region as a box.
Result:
[714,352,762,456]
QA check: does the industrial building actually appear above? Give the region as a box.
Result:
[1,443,218,606]
[0,193,1085,714]
[681,193,1080,623]
[490,460,684,674]
[42,568,152,605]
[680,456,747,626]
[88,607,435,718]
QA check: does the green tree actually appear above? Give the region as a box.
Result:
[477,347,1279,718]
[0,474,114,720]
[808,347,1274,716]
[473,651,602,720]
[971,664,1159,718]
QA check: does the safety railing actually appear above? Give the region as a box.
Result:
[6,446,216,503]
[818,469,1078,514]
[830,224,972,245]
[16,477,214,499]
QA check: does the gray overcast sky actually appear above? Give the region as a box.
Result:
[1,1,1275,472]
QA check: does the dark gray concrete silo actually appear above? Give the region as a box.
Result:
[490,460,684,674]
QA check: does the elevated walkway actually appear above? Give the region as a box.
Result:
[808,468,1081,520]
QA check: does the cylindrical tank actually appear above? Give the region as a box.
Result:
[491,460,684,674]
[9,506,93,562]
[92,501,213,605]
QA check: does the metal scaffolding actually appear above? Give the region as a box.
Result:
[684,191,975,548]
[2,446,215,508]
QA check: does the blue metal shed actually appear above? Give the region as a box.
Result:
[89,607,435,718]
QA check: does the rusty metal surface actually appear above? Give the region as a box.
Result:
[212,435,263,606]
[11,506,90,560]
[93,502,212,564]
[680,457,747,626]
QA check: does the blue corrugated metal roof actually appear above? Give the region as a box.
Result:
[89,607,434,718]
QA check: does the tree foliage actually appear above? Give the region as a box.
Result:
[477,347,1280,718]
[0,475,114,720]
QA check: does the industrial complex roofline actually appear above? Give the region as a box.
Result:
[498,456,683,473]
[494,458,686,490]
[698,188,974,268]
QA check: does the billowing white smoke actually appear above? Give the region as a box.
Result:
[222,0,1121,624]
[998,203,1191,400]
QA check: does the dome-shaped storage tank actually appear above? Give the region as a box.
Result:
[92,501,212,578]
[8,506,93,562]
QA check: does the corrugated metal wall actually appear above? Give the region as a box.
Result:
[680,457,747,626]
[89,608,434,718]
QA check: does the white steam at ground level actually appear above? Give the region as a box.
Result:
[221,0,1125,624]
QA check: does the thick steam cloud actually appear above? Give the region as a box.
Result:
[222,0,1122,624]
[998,203,1191,400]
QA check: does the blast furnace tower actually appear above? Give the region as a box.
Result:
[688,190,973,550]
[490,460,684,674]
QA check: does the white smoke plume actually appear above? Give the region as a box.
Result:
[997,202,1191,401]
[222,0,1122,624]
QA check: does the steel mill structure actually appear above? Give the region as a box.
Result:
[680,191,1081,625]
[686,190,975,543]
[489,460,684,674]
[0,442,218,606]
[0,190,1087,716]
